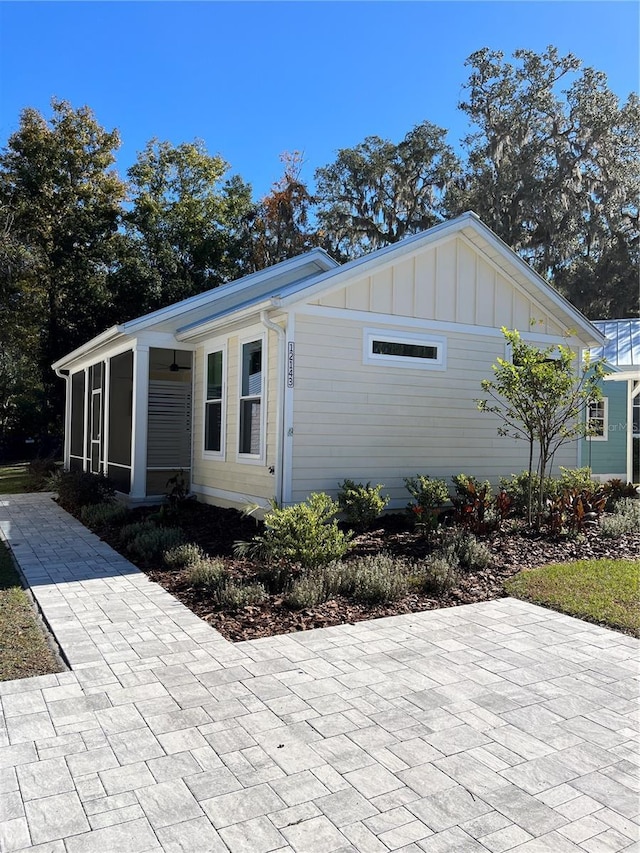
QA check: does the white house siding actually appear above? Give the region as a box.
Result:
[190,323,279,509]
[290,309,578,506]
[313,235,567,337]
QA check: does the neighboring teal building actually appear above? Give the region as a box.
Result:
[582,319,640,484]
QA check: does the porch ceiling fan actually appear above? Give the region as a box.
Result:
[162,351,192,373]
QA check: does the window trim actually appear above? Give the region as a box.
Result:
[203,344,226,460]
[237,333,266,464]
[586,397,608,442]
[363,328,447,371]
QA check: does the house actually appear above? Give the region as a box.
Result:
[582,319,640,484]
[52,212,606,511]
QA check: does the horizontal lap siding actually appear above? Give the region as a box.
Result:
[582,383,628,477]
[191,327,279,505]
[291,315,577,504]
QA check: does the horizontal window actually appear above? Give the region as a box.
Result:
[364,329,446,370]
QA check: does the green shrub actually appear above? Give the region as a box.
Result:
[337,480,389,531]
[80,502,128,529]
[556,467,599,495]
[456,533,492,571]
[186,558,227,589]
[52,470,115,512]
[119,520,156,545]
[499,471,552,517]
[434,528,491,571]
[27,456,59,491]
[127,527,184,562]
[420,556,459,595]
[236,493,354,577]
[218,581,267,610]
[164,543,206,569]
[348,553,413,604]
[404,475,449,534]
[601,498,640,538]
[284,574,328,610]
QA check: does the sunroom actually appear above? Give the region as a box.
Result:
[54,336,193,502]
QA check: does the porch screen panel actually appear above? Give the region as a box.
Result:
[107,350,133,494]
[108,351,133,466]
[70,372,85,460]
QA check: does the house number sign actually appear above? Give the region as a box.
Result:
[287,342,295,388]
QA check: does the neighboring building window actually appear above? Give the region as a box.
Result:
[239,339,263,456]
[364,329,446,370]
[204,349,224,454]
[587,398,608,441]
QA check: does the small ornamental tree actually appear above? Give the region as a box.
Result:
[477,328,605,527]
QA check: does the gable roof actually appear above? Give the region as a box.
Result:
[52,248,338,369]
[591,319,640,368]
[53,213,605,370]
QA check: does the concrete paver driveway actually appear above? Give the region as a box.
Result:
[0,493,638,853]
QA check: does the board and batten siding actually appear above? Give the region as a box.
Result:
[190,323,279,508]
[289,317,578,507]
[312,235,567,337]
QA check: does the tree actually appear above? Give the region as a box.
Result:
[0,99,126,441]
[450,47,640,318]
[122,139,254,313]
[477,328,605,526]
[244,152,319,272]
[315,121,460,259]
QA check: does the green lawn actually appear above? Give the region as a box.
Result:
[0,540,63,681]
[505,558,640,637]
[0,463,31,494]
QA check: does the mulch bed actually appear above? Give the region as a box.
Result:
[97,501,639,642]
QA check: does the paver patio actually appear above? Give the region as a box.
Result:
[0,492,638,853]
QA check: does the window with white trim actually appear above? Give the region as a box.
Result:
[239,339,263,456]
[363,329,446,370]
[204,349,224,454]
[587,398,608,441]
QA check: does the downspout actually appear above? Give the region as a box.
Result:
[54,368,71,470]
[260,309,286,505]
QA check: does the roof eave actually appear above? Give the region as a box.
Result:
[51,326,125,371]
[175,298,279,342]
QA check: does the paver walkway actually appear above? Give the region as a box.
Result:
[0,493,638,853]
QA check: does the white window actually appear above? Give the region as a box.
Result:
[239,338,264,458]
[204,348,225,456]
[363,329,446,370]
[587,398,608,441]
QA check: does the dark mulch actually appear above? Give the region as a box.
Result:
[96,501,639,643]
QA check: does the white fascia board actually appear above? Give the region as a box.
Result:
[51,326,124,371]
[175,298,277,342]
[122,249,338,335]
[604,368,640,382]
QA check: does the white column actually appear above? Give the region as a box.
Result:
[83,367,89,472]
[62,373,71,470]
[102,359,110,477]
[629,379,640,484]
[130,345,150,499]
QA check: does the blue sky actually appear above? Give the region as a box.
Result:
[1,1,638,200]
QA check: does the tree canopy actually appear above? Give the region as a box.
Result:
[1,45,637,456]
[315,122,460,258]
